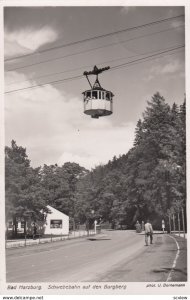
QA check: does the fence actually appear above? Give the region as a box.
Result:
[5,228,96,249]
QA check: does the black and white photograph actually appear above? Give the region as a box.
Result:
[1,1,189,297]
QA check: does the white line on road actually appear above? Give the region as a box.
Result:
[166,234,180,282]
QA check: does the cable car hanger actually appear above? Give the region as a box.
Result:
[83,65,110,89]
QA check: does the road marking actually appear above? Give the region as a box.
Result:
[166,235,180,282]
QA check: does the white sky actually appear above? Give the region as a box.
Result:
[4,6,185,170]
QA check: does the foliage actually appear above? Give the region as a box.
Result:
[5,141,49,236]
[40,162,88,222]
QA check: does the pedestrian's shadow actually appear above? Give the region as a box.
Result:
[88,238,111,241]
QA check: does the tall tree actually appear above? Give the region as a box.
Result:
[40,162,88,227]
[5,140,48,236]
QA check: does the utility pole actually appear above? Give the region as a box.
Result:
[172,214,175,233]
[182,207,185,238]
[177,211,181,237]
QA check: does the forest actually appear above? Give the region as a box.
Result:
[5,92,186,235]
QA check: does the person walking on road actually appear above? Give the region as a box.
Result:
[135,220,142,233]
[145,219,153,246]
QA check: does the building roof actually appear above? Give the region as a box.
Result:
[46,205,69,218]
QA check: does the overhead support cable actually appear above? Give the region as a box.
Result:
[4,14,184,63]
[6,43,185,86]
[5,24,184,73]
[5,45,184,95]
[110,45,185,71]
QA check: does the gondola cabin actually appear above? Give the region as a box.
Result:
[82,65,114,119]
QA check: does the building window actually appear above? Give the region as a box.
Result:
[50,220,62,228]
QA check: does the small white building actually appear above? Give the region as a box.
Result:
[7,205,69,236]
[45,205,69,235]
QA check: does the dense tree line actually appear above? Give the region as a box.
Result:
[5,93,186,235]
[80,93,186,228]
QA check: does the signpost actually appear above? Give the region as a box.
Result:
[94,220,97,234]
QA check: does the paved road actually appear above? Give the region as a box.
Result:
[6,230,187,282]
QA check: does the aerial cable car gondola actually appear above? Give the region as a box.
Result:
[82,65,114,119]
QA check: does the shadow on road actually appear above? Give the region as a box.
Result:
[88,238,111,241]
[152,267,171,273]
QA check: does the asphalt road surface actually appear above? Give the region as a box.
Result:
[6,230,187,282]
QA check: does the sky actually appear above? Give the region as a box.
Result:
[4,6,185,170]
